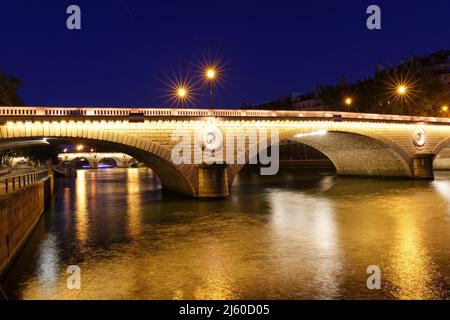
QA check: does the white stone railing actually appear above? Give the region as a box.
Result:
[0,106,449,124]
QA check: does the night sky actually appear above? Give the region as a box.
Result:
[1,0,449,108]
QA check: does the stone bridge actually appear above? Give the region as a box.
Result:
[58,152,136,168]
[2,106,450,197]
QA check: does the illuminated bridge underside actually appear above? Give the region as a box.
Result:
[434,147,450,170]
[296,132,412,177]
[3,107,450,197]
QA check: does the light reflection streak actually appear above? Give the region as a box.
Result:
[75,170,89,243]
[389,214,434,299]
[126,169,143,238]
[33,233,60,298]
[432,178,450,203]
[268,190,341,299]
[385,194,439,300]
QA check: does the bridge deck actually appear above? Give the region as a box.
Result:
[1,106,449,125]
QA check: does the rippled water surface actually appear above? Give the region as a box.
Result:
[3,168,450,300]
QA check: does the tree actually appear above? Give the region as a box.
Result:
[0,68,24,106]
[319,69,449,116]
[254,94,295,110]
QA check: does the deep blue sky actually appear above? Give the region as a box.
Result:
[0,0,449,108]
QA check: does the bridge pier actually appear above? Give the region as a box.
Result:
[412,152,435,180]
[197,164,229,198]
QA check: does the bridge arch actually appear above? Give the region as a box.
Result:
[228,128,413,187]
[432,137,450,170]
[98,157,119,168]
[0,126,198,196]
[71,156,93,169]
[432,137,450,157]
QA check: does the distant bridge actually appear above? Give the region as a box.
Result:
[58,152,136,168]
[2,106,450,197]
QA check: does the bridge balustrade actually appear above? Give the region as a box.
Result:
[0,106,449,124]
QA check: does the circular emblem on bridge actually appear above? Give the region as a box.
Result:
[413,128,426,150]
[198,124,223,152]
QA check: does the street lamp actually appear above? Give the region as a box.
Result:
[441,105,449,113]
[344,97,353,112]
[205,68,216,109]
[394,84,410,114]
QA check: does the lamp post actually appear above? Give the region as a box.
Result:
[206,68,216,109]
[397,85,407,114]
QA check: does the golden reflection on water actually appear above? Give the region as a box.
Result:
[193,273,235,300]
[126,169,143,238]
[383,186,445,300]
[11,170,450,300]
[268,191,341,299]
[75,170,89,244]
[388,211,435,299]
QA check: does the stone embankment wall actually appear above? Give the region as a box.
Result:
[0,173,53,275]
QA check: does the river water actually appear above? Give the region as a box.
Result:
[2,168,450,300]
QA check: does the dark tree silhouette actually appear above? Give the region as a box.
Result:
[319,69,449,116]
[0,68,24,106]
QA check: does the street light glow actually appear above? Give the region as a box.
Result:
[344,97,353,112]
[442,105,449,112]
[164,70,196,107]
[177,87,187,98]
[398,85,407,95]
[382,72,418,106]
[206,68,216,80]
[76,144,84,151]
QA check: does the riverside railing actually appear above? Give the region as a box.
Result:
[0,170,51,195]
